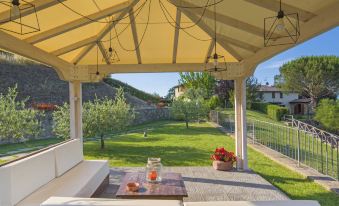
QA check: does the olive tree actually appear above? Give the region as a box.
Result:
[52,103,70,139]
[53,88,135,149]
[0,86,42,142]
[171,89,209,128]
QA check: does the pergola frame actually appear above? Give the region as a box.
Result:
[0,0,338,170]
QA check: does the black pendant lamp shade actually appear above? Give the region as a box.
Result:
[205,0,227,74]
[264,0,300,47]
[0,0,40,35]
[102,27,120,64]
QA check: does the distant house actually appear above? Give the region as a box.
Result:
[258,85,311,115]
[174,85,186,99]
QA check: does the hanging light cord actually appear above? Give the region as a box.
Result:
[96,42,99,75]
[159,0,215,41]
[109,28,112,49]
[56,0,148,24]
[159,0,209,30]
[114,0,152,52]
[213,0,217,54]
[165,0,224,8]
[100,0,147,43]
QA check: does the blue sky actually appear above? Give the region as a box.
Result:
[111,27,339,97]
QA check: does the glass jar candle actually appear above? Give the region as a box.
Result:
[145,157,162,183]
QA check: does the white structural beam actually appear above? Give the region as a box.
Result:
[81,62,241,73]
[179,10,242,61]
[69,81,83,141]
[25,1,130,44]
[234,77,248,170]
[243,2,339,76]
[172,8,181,63]
[129,11,142,64]
[97,41,110,65]
[75,62,245,80]
[178,0,263,37]
[182,8,259,54]
[51,36,96,56]
[72,0,140,65]
[244,0,316,22]
[0,0,65,22]
[0,30,71,80]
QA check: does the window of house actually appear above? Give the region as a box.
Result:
[280,92,283,98]
[272,92,275,99]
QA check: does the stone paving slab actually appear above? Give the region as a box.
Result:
[98,167,289,202]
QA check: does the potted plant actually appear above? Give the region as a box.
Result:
[210,147,236,171]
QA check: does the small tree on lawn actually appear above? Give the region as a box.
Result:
[84,88,135,149]
[171,98,196,128]
[52,103,70,139]
[171,88,208,128]
[0,86,42,142]
[314,99,339,133]
[52,88,135,149]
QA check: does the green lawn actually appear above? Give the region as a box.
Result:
[84,121,338,206]
[0,138,63,155]
[220,108,283,124]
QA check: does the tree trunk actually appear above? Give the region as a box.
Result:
[100,134,105,149]
[310,96,317,112]
[185,114,189,128]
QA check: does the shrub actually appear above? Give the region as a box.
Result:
[267,105,289,121]
[314,99,339,132]
[0,86,42,142]
[251,102,269,113]
[208,95,221,110]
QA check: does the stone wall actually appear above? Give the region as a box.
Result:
[133,107,171,125]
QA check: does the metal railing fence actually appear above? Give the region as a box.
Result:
[210,111,339,180]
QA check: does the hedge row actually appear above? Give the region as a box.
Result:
[251,102,288,121]
[251,102,269,113]
[267,105,289,121]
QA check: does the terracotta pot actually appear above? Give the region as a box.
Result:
[212,160,233,171]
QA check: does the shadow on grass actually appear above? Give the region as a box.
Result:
[84,144,210,166]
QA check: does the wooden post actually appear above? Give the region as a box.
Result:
[69,81,83,140]
[234,77,248,170]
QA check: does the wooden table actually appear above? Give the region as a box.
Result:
[116,172,188,201]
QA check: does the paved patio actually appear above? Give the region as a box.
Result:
[98,167,289,202]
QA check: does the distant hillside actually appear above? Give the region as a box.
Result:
[0,59,152,108]
[103,78,160,103]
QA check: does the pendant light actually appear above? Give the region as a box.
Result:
[102,27,120,64]
[0,0,40,35]
[205,0,227,74]
[264,0,300,47]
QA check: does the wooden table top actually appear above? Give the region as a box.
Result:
[116,172,188,199]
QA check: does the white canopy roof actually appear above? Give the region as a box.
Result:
[0,0,338,81]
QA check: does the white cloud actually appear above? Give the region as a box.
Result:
[262,58,295,69]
